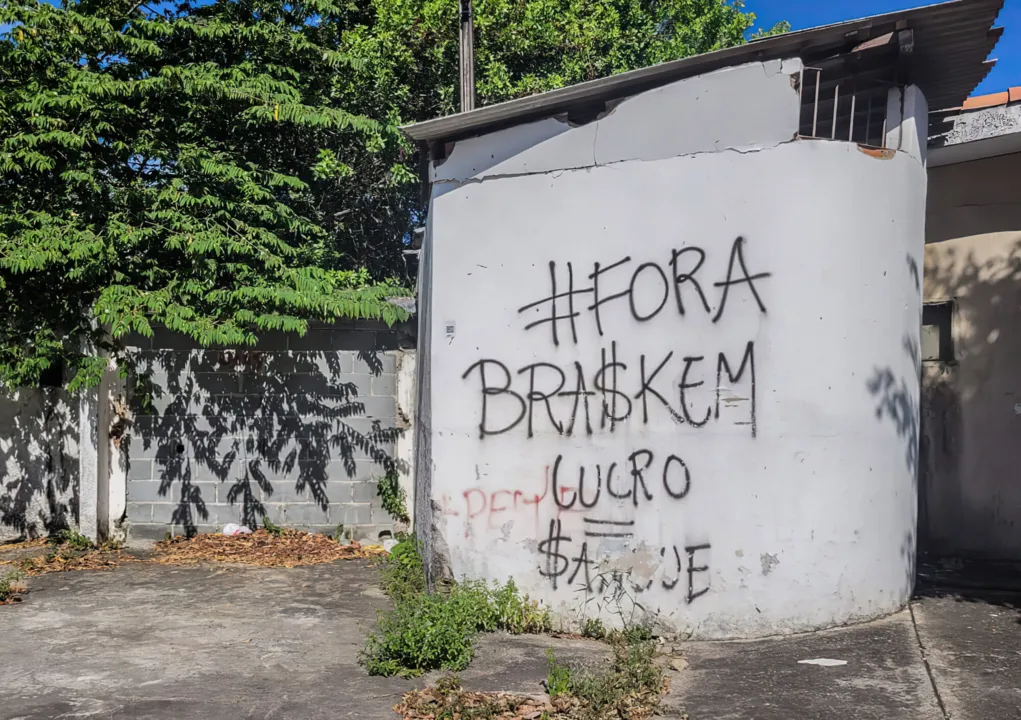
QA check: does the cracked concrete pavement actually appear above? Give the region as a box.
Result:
[1,561,1019,719]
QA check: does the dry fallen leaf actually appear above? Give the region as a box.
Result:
[19,546,138,577]
[0,538,49,555]
[151,529,387,568]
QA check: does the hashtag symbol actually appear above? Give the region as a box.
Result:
[518,262,593,347]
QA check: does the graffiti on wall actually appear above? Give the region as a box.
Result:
[453,237,770,605]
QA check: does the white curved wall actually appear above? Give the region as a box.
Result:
[421,61,927,638]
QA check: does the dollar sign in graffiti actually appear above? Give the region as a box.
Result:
[538,519,571,589]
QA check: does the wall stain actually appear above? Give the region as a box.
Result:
[857,146,897,160]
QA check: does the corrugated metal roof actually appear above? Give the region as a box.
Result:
[403,0,1003,145]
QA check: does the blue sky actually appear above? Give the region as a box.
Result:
[751,0,1020,96]
[3,1,1018,97]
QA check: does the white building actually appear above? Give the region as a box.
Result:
[405,0,1004,639]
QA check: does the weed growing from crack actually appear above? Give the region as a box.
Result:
[362,536,552,677]
[581,618,606,640]
[545,648,572,698]
[377,469,410,525]
[262,516,284,537]
[383,540,668,717]
[399,630,665,719]
[52,529,94,552]
[380,534,426,604]
[545,630,664,719]
[0,568,25,604]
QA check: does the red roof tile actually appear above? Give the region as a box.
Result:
[963,91,1009,109]
[962,87,1021,110]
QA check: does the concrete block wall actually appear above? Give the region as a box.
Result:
[122,321,413,542]
[0,388,79,540]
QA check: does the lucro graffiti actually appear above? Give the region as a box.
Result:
[552,451,692,509]
[455,236,770,605]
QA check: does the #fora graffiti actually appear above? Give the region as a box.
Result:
[461,236,768,441]
[517,236,770,346]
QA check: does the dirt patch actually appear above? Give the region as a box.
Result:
[0,538,51,565]
[1,530,386,589]
[19,546,138,577]
[396,681,572,720]
[151,530,387,568]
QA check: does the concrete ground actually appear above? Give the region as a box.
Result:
[665,593,1021,720]
[1,560,1019,720]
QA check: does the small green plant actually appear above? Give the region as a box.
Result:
[377,469,410,525]
[435,673,463,696]
[41,529,95,562]
[563,632,664,719]
[262,516,284,537]
[614,622,654,644]
[487,578,553,634]
[333,524,350,543]
[52,529,94,551]
[0,568,24,603]
[545,648,572,698]
[362,579,555,677]
[380,536,426,605]
[581,618,606,640]
[362,591,479,676]
[396,626,666,717]
[363,537,555,677]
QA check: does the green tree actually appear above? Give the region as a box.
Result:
[340,0,788,122]
[0,0,782,390]
[326,0,786,273]
[750,20,792,41]
[0,0,411,390]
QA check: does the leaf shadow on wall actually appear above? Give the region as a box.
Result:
[878,237,1021,623]
[865,253,922,597]
[913,236,1021,578]
[124,335,408,537]
[0,389,78,539]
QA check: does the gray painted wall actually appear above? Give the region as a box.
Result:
[123,322,413,542]
[922,151,1021,561]
[0,389,79,540]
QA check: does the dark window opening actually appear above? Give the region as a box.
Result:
[922,302,954,363]
[39,360,64,388]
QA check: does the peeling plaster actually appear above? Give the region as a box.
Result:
[938,102,1021,146]
[858,146,897,160]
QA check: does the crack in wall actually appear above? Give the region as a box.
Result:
[433,136,803,188]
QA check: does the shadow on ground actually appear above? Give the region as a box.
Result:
[916,555,1021,625]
